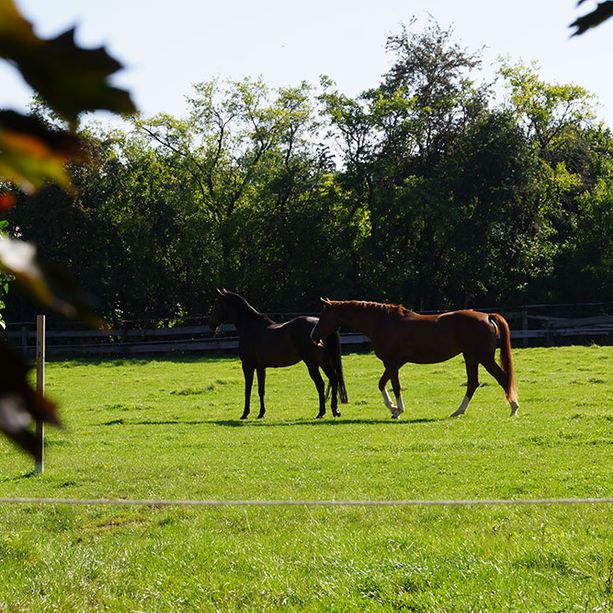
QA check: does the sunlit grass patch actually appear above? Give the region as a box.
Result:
[0,346,611,609]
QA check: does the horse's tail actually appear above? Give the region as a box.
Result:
[489,313,518,404]
[323,331,348,404]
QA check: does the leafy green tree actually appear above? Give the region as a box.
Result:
[320,21,492,307]
[4,14,611,345]
[135,79,348,313]
[498,61,608,302]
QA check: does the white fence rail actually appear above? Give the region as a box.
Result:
[1,496,611,508]
[4,311,613,359]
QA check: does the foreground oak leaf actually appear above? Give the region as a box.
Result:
[0,0,136,125]
[0,110,87,193]
[571,0,613,36]
[0,0,131,460]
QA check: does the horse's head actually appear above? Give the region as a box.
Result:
[311,298,342,347]
[209,288,230,334]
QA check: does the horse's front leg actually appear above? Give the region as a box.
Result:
[378,368,398,416]
[389,370,405,419]
[256,367,266,418]
[241,362,255,419]
[308,365,327,418]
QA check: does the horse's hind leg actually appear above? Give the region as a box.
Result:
[481,357,519,416]
[450,354,479,417]
[330,378,340,417]
[307,365,327,418]
[321,361,341,417]
[241,362,255,419]
[256,367,266,419]
[379,368,398,416]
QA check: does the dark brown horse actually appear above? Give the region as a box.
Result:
[311,299,518,418]
[210,289,348,419]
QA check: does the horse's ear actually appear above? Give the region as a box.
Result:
[320,297,332,306]
[216,288,226,296]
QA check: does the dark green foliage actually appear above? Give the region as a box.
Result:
[4,22,612,321]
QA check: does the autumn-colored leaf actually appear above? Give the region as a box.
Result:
[0,192,15,210]
[0,235,107,329]
[0,336,59,460]
[0,110,87,193]
[0,0,136,124]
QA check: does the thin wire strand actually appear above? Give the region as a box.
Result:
[0,496,611,508]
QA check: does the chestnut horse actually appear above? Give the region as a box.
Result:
[311,299,518,418]
[210,289,348,419]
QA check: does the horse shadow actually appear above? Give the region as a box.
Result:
[207,416,441,428]
[98,416,441,428]
[99,419,210,427]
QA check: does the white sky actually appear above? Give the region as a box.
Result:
[2,0,612,127]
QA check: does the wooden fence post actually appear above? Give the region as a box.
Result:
[35,315,45,474]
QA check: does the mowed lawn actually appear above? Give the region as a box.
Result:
[0,345,611,610]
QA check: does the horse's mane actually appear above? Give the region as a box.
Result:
[224,291,275,324]
[331,300,414,318]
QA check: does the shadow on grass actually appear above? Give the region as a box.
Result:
[100,419,208,426]
[99,416,442,427]
[213,417,442,427]
[0,470,38,482]
[19,470,37,480]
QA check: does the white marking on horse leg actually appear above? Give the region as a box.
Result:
[391,394,406,419]
[510,400,519,417]
[381,388,397,414]
[450,395,471,418]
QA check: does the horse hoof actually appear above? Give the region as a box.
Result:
[316,413,324,419]
[449,410,464,418]
[240,415,248,420]
[333,412,341,418]
[257,414,265,419]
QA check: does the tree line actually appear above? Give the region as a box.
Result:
[4,21,612,323]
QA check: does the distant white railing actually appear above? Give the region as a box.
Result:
[4,308,612,358]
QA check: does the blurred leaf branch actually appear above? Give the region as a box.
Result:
[0,0,135,457]
[570,0,613,36]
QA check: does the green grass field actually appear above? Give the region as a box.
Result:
[0,345,612,611]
